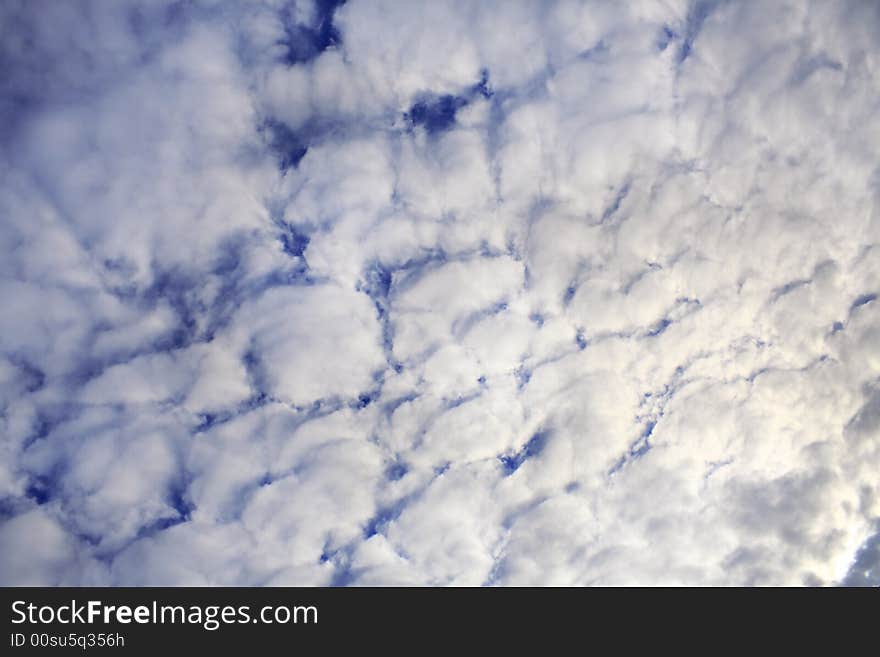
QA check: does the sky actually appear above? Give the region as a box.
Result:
[1,0,879,586]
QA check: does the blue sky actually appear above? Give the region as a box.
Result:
[1,0,879,586]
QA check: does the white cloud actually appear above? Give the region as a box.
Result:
[1,0,879,586]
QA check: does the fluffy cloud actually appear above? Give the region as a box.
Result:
[1,0,879,586]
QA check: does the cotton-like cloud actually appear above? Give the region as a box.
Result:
[1,0,879,586]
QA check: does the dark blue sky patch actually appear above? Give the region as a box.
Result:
[199,238,279,341]
[211,236,246,278]
[329,562,357,586]
[608,421,657,476]
[192,409,243,434]
[359,260,400,368]
[386,461,408,481]
[851,293,876,311]
[500,430,549,476]
[841,521,880,586]
[250,263,318,292]
[0,497,20,522]
[391,248,448,291]
[10,357,46,393]
[601,181,631,222]
[134,513,189,540]
[122,483,194,541]
[279,223,311,257]
[242,348,271,400]
[771,278,810,302]
[647,318,672,337]
[363,261,393,301]
[406,94,468,134]
[21,460,67,507]
[159,1,189,30]
[277,0,345,66]
[635,419,656,446]
[103,256,138,277]
[444,391,480,410]
[363,503,404,538]
[514,364,531,389]
[22,407,67,449]
[259,118,309,172]
[166,324,197,351]
[677,0,717,64]
[474,69,492,98]
[578,40,609,61]
[790,53,843,85]
[382,392,419,418]
[243,391,270,412]
[405,70,493,135]
[195,413,217,432]
[319,543,335,563]
[746,366,770,383]
[483,556,506,586]
[319,543,359,587]
[140,268,205,350]
[167,476,194,521]
[64,357,107,389]
[453,299,509,337]
[0,95,35,148]
[71,529,104,551]
[25,478,52,505]
[658,25,676,52]
[360,252,453,367]
[145,268,195,310]
[608,454,628,476]
[611,442,653,474]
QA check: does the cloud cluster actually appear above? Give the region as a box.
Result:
[1,0,879,585]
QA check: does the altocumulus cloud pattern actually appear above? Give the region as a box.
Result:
[1,0,879,587]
